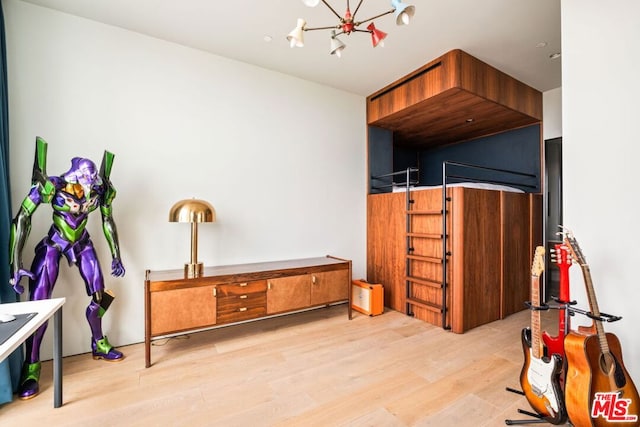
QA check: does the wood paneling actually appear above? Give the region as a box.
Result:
[500,193,533,319]
[366,49,542,148]
[452,188,502,333]
[367,192,406,312]
[367,187,539,333]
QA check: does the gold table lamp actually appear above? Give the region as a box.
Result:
[169,198,216,278]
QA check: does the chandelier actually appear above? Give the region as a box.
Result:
[287,0,416,57]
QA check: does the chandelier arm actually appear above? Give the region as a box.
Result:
[354,9,395,26]
[304,24,342,31]
[352,0,365,19]
[351,28,372,33]
[321,0,344,21]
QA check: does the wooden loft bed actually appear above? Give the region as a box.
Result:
[366,49,544,333]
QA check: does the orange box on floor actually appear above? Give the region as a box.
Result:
[351,279,384,316]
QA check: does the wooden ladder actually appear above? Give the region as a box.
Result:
[404,190,450,329]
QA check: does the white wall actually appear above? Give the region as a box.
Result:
[543,87,562,140]
[562,0,640,385]
[4,0,367,359]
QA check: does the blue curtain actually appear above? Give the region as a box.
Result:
[0,1,23,405]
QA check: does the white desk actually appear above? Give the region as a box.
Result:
[0,298,65,407]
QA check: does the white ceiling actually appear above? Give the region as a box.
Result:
[19,0,561,97]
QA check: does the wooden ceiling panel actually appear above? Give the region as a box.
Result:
[366,50,542,149]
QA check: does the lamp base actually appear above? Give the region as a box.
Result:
[184,262,204,278]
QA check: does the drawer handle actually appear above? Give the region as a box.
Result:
[238,307,248,312]
[239,283,248,287]
[239,295,248,299]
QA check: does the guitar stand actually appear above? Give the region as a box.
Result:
[504,302,568,426]
[504,387,551,425]
[567,306,622,322]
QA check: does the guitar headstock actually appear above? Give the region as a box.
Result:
[551,242,572,268]
[564,230,587,266]
[531,246,545,278]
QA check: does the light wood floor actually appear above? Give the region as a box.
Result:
[0,305,562,426]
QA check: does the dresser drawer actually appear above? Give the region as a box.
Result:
[217,280,267,296]
[217,293,267,323]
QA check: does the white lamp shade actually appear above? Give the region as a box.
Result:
[287,18,306,47]
[391,0,415,25]
[302,0,320,6]
[330,31,346,57]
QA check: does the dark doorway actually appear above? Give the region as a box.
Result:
[545,137,563,301]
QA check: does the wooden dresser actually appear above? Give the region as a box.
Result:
[144,255,351,367]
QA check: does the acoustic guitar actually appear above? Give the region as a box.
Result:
[519,246,567,424]
[563,232,640,426]
[542,242,572,358]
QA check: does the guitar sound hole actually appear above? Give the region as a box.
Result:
[600,353,616,376]
[600,353,627,389]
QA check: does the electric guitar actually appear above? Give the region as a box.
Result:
[519,246,567,424]
[542,242,572,358]
[563,232,640,427]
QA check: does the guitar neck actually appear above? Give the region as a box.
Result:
[557,262,570,334]
[531,274,543,359]
[578,261,610,355]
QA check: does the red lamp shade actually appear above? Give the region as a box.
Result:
[367,23,387,48]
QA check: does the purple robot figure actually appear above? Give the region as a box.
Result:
[8,137,126,400]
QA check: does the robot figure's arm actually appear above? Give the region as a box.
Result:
[8,190,41,294]
[99,150,125,277]
[32,136,56,202]
[101,204,125,277]
[9,137,56,294]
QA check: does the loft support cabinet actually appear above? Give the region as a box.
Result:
[144,255,351,367]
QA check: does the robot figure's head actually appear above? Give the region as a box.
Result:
[63,157,101,187]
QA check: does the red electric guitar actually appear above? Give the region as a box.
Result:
[542,242,572,358]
